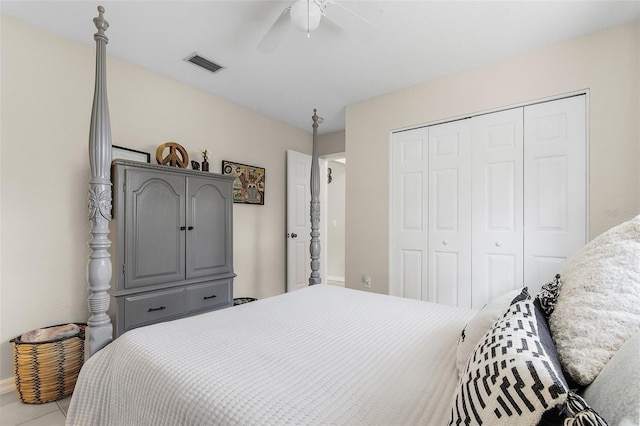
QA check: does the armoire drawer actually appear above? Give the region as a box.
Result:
[124,288,186,330]
[186,280,232,313]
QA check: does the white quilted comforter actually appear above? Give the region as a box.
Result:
[67,285,475,426]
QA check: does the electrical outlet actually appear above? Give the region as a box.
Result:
[363,275,371,288]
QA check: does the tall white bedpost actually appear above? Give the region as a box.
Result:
[86,5,113,357]
[309,109,321,285]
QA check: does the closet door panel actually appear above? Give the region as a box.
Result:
[390,128,429,300]
[472,108,524,308]
[428,120,472,308]
[524,96,586,293]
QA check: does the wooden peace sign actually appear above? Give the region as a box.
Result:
[156,142,189,168]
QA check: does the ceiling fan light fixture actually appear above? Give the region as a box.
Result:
[290,0,322,33]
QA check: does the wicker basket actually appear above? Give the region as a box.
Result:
[10,323,85,404]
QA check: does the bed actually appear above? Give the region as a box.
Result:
[70,7,639,426]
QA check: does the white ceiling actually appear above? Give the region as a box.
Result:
[2,1,639,134]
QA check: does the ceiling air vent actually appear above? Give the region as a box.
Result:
[184,53,224,74]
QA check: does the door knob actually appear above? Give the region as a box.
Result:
[442,240,448,245]
[291,233,298,238]
[495,241,503,247]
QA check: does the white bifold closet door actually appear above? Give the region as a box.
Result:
[523,96,587,292]
[390,95,586,308]
[427,119,472,307]
[389,128,429,300]
[471,108,524,308]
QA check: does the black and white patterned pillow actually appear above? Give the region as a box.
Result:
[536,274,562,317]
[449,299,568,425]
[510,286,530,305]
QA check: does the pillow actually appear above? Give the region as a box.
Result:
[582,330,640,426]
[455,287,529,377]
[450,299,568,425]
[549,214,640,386]
[536,274,562,318]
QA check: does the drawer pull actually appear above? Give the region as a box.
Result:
[203,294,217,300]
[188,226,194,230]
[147,306,166,312]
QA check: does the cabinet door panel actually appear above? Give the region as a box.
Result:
[187,177,233,278]
[126,170,185,288]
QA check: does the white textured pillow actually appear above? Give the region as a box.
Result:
[582,330,640,426]
[549,214,640,386]
[455,288,526,376]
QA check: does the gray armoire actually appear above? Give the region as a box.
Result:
[109,159,236,337]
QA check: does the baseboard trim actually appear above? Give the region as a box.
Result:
[0,377,15,395]
[327,276,345,282]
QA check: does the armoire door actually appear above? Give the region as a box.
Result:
[125,169,186,289]
[186,176,233,279]
[471,108,524,307]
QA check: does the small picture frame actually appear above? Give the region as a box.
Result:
[222,160,265,205]
[112,145,150,163]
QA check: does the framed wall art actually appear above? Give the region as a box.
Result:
[112,145,150,163]
[222,160,265,205]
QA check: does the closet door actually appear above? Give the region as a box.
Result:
[471,108,524,308]
[390,128,429,300]
[524,96,586,293]
[428,120,472,307]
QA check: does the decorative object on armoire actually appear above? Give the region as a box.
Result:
[155,142,189,168]
[191,160,200,171]
[109,159,236,337]
[112,145,150,163]
[11,323,86,404]
[222,160,265,205]
[201,149,210,172]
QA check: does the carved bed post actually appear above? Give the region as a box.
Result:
[86,6,113,357]
[309,109,321,285]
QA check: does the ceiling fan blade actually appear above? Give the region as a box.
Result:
[257,7,291,53]
[323,1,377,40]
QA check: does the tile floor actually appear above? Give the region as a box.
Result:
[0,392,69,426]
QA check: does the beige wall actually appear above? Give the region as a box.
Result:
[318,130,345,156]
[345,21,640,295]
[0,15,311,381]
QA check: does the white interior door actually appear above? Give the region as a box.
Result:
[390,128,429,300]
[428,120,473,307]
[471,108,524,307]
[286,150,328,291]
[287,150,311,292]
[524,96,587,293]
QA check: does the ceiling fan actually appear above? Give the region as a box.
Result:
[258,0,376,52]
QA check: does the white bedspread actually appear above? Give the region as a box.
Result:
[67,285,475,426]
